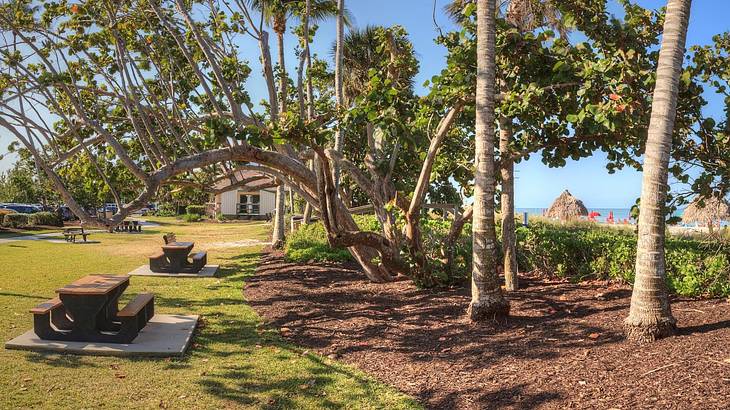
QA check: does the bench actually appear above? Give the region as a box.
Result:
[31,297,73,338]
[117,293,154,343]
[163,233,177,244]
[149,251,167,272]
[191,251,207,271]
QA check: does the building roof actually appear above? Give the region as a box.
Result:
[213,170,277,192]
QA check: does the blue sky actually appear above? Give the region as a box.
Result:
[0,0,727,208]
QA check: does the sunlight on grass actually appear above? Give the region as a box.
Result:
[0,218,419,409]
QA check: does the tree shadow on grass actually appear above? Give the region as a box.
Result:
[23,351,102,369]
[0,291,49,300]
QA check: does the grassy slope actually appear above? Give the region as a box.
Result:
[0,217,418,409]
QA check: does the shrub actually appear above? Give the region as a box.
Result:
[284,216,730,297]
[156,203,177,217]
[516,221,730,297]
[2,213,30,228]
[284,215,381,263]
[182,213,202,222]
[29,211,63,227]
[285,222,352,263]
[186,205,206,216]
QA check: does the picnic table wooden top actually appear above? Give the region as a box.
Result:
[162,241,194,250]
[56,274,129,295]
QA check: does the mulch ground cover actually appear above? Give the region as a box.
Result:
[245,250,730,409]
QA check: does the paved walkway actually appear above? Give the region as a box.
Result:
[0,232,69,244]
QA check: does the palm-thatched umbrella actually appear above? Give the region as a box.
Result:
[682,194,730,230]
[545,190,588,221]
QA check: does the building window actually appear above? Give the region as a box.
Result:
[237,193,260,215]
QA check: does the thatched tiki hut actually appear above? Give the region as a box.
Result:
[545,190,589,221]
[682,195,730,231]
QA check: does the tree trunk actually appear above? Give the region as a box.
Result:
[258,31,279,121]
[499,116,518,291]
[272,184,286,248]
[276,30,287,113]
[333,0,345,190]
[625,0,691,342]
[468,0,509,321]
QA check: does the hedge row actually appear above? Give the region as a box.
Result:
[284,218,730,297]
[516,222,730,297]
[1,212,63,228]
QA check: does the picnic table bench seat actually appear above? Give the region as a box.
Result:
[191,251,207,271]
[30,297,73,338]
[149,251,167,272]
[117,293,154,342]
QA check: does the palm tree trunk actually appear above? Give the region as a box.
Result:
[625,0,692,342]
[499,116,518,291]
[468,0,509,321]
[272,184,286,248]
[333,0,345,191]
[277,30,287,113]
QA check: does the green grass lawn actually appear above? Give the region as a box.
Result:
[0,217,419,409]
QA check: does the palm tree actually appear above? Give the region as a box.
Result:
[625,0,692,342]
[468,0,509,321]
[333,0,345,190]
[449,0,567,292]
[335,26,416,107]
[247,0,344,113]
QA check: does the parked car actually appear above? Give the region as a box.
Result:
[0,203,40,214]
[57,206,78,221]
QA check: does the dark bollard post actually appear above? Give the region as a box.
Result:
[523,211,529,227]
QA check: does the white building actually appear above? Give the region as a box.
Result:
[210,171,278,220]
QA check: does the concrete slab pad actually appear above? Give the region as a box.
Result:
[127,264,219,278]
[5,314,198,357]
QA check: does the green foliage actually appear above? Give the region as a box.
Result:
[517,222,730,297]
[29,211,62,227]
[182,213,203,223]
[0,158,58,204]
[284,222,352,263]
[418,218,472,287]
[185,205,206,216]
[284,215,381,263]
[2,213,29,228]
[156,203,178,217]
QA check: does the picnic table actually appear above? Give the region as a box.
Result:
[63,227,91,243]
[115,220,142,233]
[162,241,194,271]
[149,233,207,273]
[30,274,154,343]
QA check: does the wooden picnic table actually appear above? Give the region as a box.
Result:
[57,274,129,335]
[30,275,155,343]
[63,227,91,243]
[115,220,142,232]
[161,241,194,272]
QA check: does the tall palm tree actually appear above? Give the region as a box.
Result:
[448,0,567,292]
[625,0,692,342]
[248,0,343,113]
[333,0,345,190]
[335,26,416,107]
[468,0,509,321]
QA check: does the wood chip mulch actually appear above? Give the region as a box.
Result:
[245,251,730,409]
